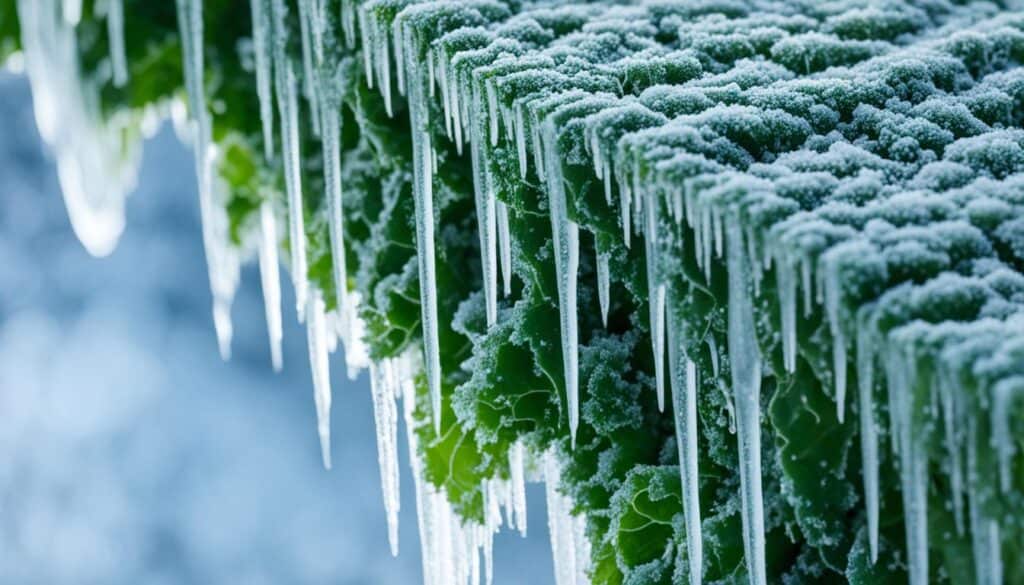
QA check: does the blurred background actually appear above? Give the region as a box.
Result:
[0,72,553,585]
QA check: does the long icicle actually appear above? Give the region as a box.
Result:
[725,217,767,585]
[321,102,349,336]
[258,200,284,371]
[306,289,333,469]
[249,0,275,160]
[855,306,879,562]
[469,75,498,326]
[370,360,401,555]
[541,118,580,447]
[400,21,443,432]
[668,294,703,585]
[643,183,666,412]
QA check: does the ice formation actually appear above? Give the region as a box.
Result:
[11,1,1024,584]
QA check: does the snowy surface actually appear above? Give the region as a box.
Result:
[0,73,552,585]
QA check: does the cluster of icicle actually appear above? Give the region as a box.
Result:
[15,2,591,584]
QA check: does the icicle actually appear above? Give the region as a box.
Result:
[306,289,332,469]
[401,356,439,585]
[470,79,498,327]
[509,440,528,537]
[176,0,240,361]
[106,0,128,87]
[258,200,284,371]
[643,184,666,412]
[370,361,401,555]
[991,379,1019,494]
[542,119,580,447]
[800,256,813,318]
[545,451,579,585]
[776,252,798,374]
[596,247,610,327]
[725,218,767,585]
[668,297,703,585]
[515,102,528,178]
[855,307,879,563]
[18,0,137,257]
[937,365,965,535]
[486,78,500,147]
[321,104,349,334]
[62,0,81,24]
[276,59,310,320]
[296,0,319,135]
[377,17,393,117]
[497,201,513,297]
[401,23,443,433]
[823,253,847,422]
[968,417,1004,585]
[249,0,275,160]
[887,346,928,585]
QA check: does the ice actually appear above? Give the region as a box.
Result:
[967,418,1003,585]
[470,79,498,326]
[497,200,513,297]
[669,297,703,585]
[18,0,137,257]
[643,186,666,412]
[370,360,401,555]
[855,307,879,562]
[274,58,310,321]
[885,344,928,585]
[596,247,610,327]
[249,0,275,160]
[62,0,81,25]
[545,450,584,585]
[399,22,443,433]
[106,0,128,87]
[321,105,350,334]
[258,200,284,372]
[509,440,528,537]
[541,119,580,447]
[306,289,333,469]
[725,219,766,585]
[176,0,240,361]
[822,251,847,422]
[775,252,798,374]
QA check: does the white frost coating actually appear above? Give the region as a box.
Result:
[275,59,310,321]
[258,200,284,372]
[643,185,666,412]
[725,218,767,585]
[106,0,128,87]
[497,200,513,297]
[596,248,610,327]
[322,105,350,333]
[855,307,879,562]
[306,289,333,469]
[668,297,703,585]
[509,441,528,537]
[541,119,580,448]
[176,0,240,361]
[249,0,275,160]
[400,22,443,433]
[18,0,138,258]
[370,360,402,555]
